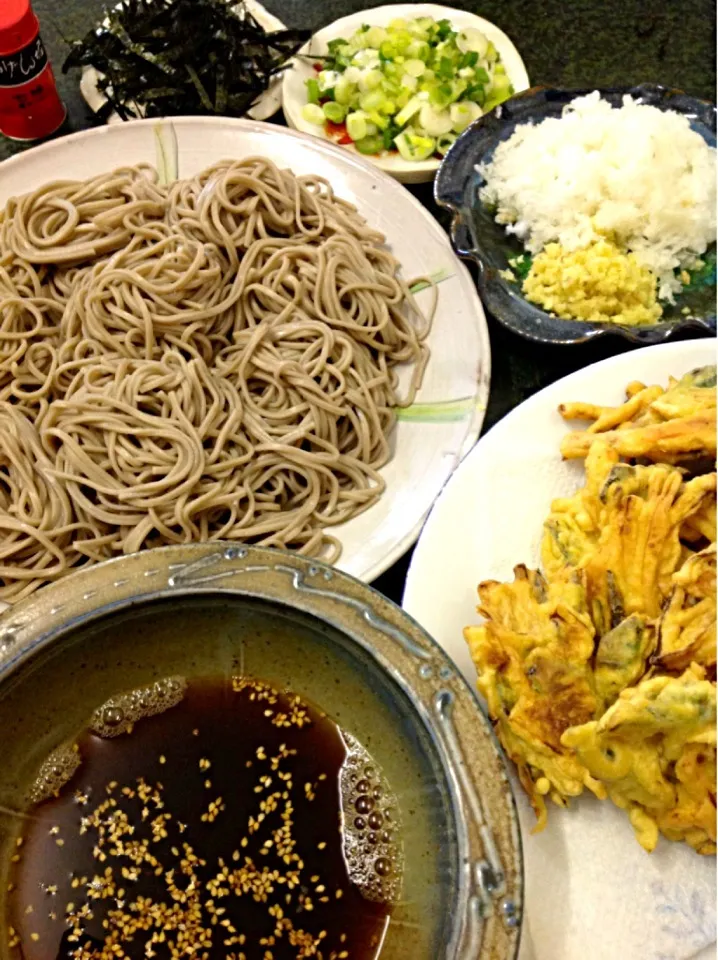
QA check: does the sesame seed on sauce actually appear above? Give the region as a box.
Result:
[6,677,396,959]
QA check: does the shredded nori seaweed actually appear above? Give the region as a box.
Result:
[63,0,309,121]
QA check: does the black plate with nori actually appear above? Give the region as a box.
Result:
[63,0,309,121]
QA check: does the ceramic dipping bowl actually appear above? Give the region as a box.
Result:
[0,543,522,960]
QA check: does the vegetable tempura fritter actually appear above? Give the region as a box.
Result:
[542,442,716,633]
[559,366,717,463]
[593,614,656,710]
[465,566,605,829]
[465,365,717,854]
[653,544,716,674]
[562,664,716,854]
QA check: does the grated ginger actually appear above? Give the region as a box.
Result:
[522,240,663,326]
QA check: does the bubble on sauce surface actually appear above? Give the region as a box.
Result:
[89,676,187,738]
[27,744,81,805]
[339,731,403,905]
[27,678,187,802]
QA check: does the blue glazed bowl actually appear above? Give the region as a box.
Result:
[435,83,717,345]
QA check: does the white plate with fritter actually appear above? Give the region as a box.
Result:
[403,339,717,960]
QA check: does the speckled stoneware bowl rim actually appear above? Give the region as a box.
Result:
[435,82,717,346]
[0,543,523,960]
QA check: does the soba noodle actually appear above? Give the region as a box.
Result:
[0,157,435,602]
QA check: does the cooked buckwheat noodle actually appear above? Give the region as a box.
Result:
[0,158,435,602]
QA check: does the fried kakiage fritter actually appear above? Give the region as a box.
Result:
[654,544,716,675]
[544,443,716,633]
[465,567,605,829]
[562,664,716,854]
[465,365,717,854]
[559,366,717,464]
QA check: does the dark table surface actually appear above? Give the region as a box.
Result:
[1,0,715,602]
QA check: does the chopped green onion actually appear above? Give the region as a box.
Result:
[359,90,384,112]
[450,100,481,132]
[355,134,384,154]
[382,123,396,149]
[466,84,486,105]
[366,26,388,48]
[395,95,422,126]
[436,132,457,155]
[358,69,383,92]
[346,110,368,141]
[407,39,430,60]
[323,101,347,123]
[404,58,426,77]
[367,110,388,130]
[419,103,453,136]
[457,28,489,58]
[395,131,436,161]
[306,78,320,104]
[302,103,325,125]
[437,56,454,79]
[334,77,356,104]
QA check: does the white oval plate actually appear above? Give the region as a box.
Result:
[0,116,490,585]
[80,0,287,124]
[403,340,717,960]
[282,3,529,184]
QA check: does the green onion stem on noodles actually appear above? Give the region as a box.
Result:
[0,157,436,603]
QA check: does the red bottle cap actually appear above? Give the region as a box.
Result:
[0,0,38,56]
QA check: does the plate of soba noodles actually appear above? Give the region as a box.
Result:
[0,117,490,604]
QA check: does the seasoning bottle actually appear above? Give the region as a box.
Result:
[0,0,66,141]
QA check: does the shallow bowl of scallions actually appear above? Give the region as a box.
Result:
[282,4,529,184]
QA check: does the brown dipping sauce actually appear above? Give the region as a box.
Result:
[7,677,402,960]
